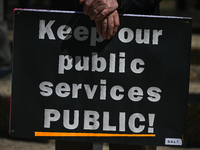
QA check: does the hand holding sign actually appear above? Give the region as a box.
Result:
[80,0,120,39]
[95,10,119,39]
[80,0,119,21]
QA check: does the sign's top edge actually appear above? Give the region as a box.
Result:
[14,8,78,14]
[14,8,192,20]
[122,14,192,20]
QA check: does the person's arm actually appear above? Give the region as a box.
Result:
[118,0,162,14]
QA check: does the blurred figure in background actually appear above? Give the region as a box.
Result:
[0,0,11,78]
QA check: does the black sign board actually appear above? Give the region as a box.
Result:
[10,9,192,147]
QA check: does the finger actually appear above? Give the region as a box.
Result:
[95,21,102,36]
[101,19,108,40]
[83,0,94,15]
[87,6,93,17]
[113,11,120,35]
[107,16,114,39]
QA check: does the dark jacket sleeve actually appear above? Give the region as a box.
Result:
[118,0,162,15]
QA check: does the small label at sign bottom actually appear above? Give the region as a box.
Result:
[165,138,182,146]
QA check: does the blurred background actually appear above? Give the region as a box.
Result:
[0,0,200,150]
[3,0,200,32]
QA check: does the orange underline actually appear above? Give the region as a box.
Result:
[35,132,156,137]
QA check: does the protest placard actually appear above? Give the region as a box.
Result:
[10,9,192,146]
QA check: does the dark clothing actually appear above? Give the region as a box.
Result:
[50,0,83,11]
[119,0,161,15]
[51,0,161,15]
